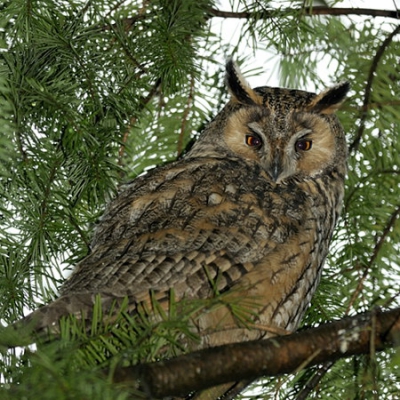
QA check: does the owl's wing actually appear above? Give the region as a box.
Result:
[19,156,309,334]
[63,156,287,298]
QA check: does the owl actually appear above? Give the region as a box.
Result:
[18,61,349,354]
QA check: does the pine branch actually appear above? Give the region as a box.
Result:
[349,24,400,153]
[104,6,400,33]
[295,361,334,400]
[346,205,400,313]
[177,73,195,157]
[110,307,400,398]
[209,7,400,20]
[118,78,162,165]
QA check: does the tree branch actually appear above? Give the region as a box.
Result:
[209,7,400,20]
[104,6,400,33]
[346,205,400,313]
[177,74,195,157]
[349,24,400,153]
[118,78,162,165]
[295,360,334,400]
[111,307,400,398]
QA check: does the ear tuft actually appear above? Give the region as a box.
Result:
[225,59,261,105]
[307,81,350,114]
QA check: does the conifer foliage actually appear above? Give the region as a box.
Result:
[0,1,399,398]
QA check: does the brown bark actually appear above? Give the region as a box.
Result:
[111,307,400,398]
[209,7,400,20]
[105,7,400,33]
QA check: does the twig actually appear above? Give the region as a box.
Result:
[103,6,400,33]
[177,74,195,157]
[209,7,400,20]
[346,205,400,314]
[118,78,161,165]
[349,24,400,153]
[295,361,334,400]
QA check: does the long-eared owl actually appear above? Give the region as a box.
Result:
[19,60,349,349]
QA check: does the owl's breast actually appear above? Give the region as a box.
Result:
[62,157,341,324]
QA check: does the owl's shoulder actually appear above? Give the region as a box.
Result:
[92,156,313,246]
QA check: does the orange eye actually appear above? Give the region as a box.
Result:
[245,134,262,147]
[295,139,312,152]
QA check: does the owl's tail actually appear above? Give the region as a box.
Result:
[1,293,133,348]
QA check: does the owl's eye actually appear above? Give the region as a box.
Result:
[245,134,262,148]
[295,139,312,152]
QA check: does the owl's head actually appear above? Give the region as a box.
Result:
[187,60,349,183]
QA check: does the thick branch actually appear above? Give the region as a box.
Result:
[111,308,400,398]
[209,7,400,20]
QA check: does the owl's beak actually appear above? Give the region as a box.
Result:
[268,159,283,182]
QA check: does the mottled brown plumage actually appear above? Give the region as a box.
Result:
[20,61,349,350]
